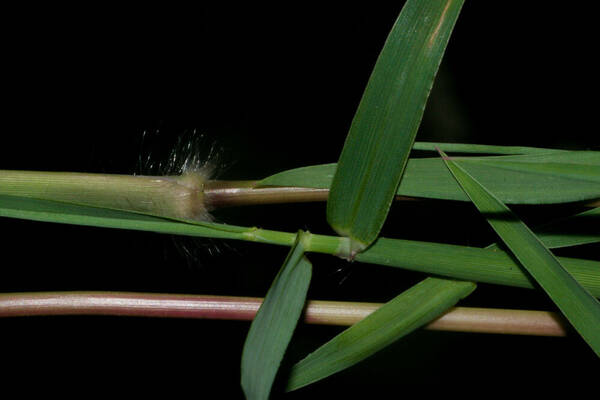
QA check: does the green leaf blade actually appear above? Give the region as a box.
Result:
[486,207,600,250]
[260,152,600,205]
[241,231,312,399]
[355,237,600,297]
[327,0,465,249]
[440,151,600,356]
[531,207,600,248]
[412,141,566,155]
[0,194,255,240]
[286,277,475,391]
[3,194,599,297]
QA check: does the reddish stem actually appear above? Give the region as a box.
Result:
[0,291,568,336]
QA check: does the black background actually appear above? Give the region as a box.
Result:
[1,2,598,397]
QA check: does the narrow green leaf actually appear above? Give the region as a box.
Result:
[260,152,600,204]
[0,194,254,240]
[478,150,600,165]
[286,277,475,391]
[440,150,600,356]
[412,141,565,155]
[356,237,600,297]
[241,231,312,400]
[327,0,464,251]
[2,195,599,297]
[530,207,599,248]
[486,207,600,250]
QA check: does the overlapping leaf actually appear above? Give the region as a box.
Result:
[2,195,599,296]
[286,278,475,391]
[327,0,465,251]
[260,151,600,204]
[440,150,600,356]
[486,207,599,250]
[412,141,565,155]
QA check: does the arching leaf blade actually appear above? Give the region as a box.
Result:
[327,0,465,251]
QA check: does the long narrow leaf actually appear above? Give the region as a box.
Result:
[241,231,312,399]
[286,277,475,391]
[440,150,600,356]
[0,194,254,240]
[2,195,599,296]
[260,152,600,204]
[412,141,565,155]
[356,237,600,297]
[327,0,464,251]
[486,207,600,250]
[530,207,599,248]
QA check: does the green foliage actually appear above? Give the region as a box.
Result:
[327,0,465,250]
[286,278,475,391]
[486,207,599,250]
[0,0,599,397]
[3,195,597,296]
[241,232,312,399]
[440,150,600,355]
[260,152,600,204]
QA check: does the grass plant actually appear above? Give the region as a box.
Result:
[1,0,598,397]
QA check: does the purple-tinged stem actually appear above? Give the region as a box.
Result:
[203,180,418,208]
[0,291,568,336]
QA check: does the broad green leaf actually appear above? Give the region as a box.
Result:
[2,195,599,297]
[327,0,465,251]
[440,150,600,356]
[487,207,600,250]
[241,231,312,400]
[259,152,600,204]
[286,277,475,391]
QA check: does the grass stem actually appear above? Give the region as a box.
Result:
[0,170,420,217]
[2,170,596,213]
[0,291,568,336]
[204,180,329,207]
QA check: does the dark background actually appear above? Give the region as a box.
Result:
[1,2,598,397]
